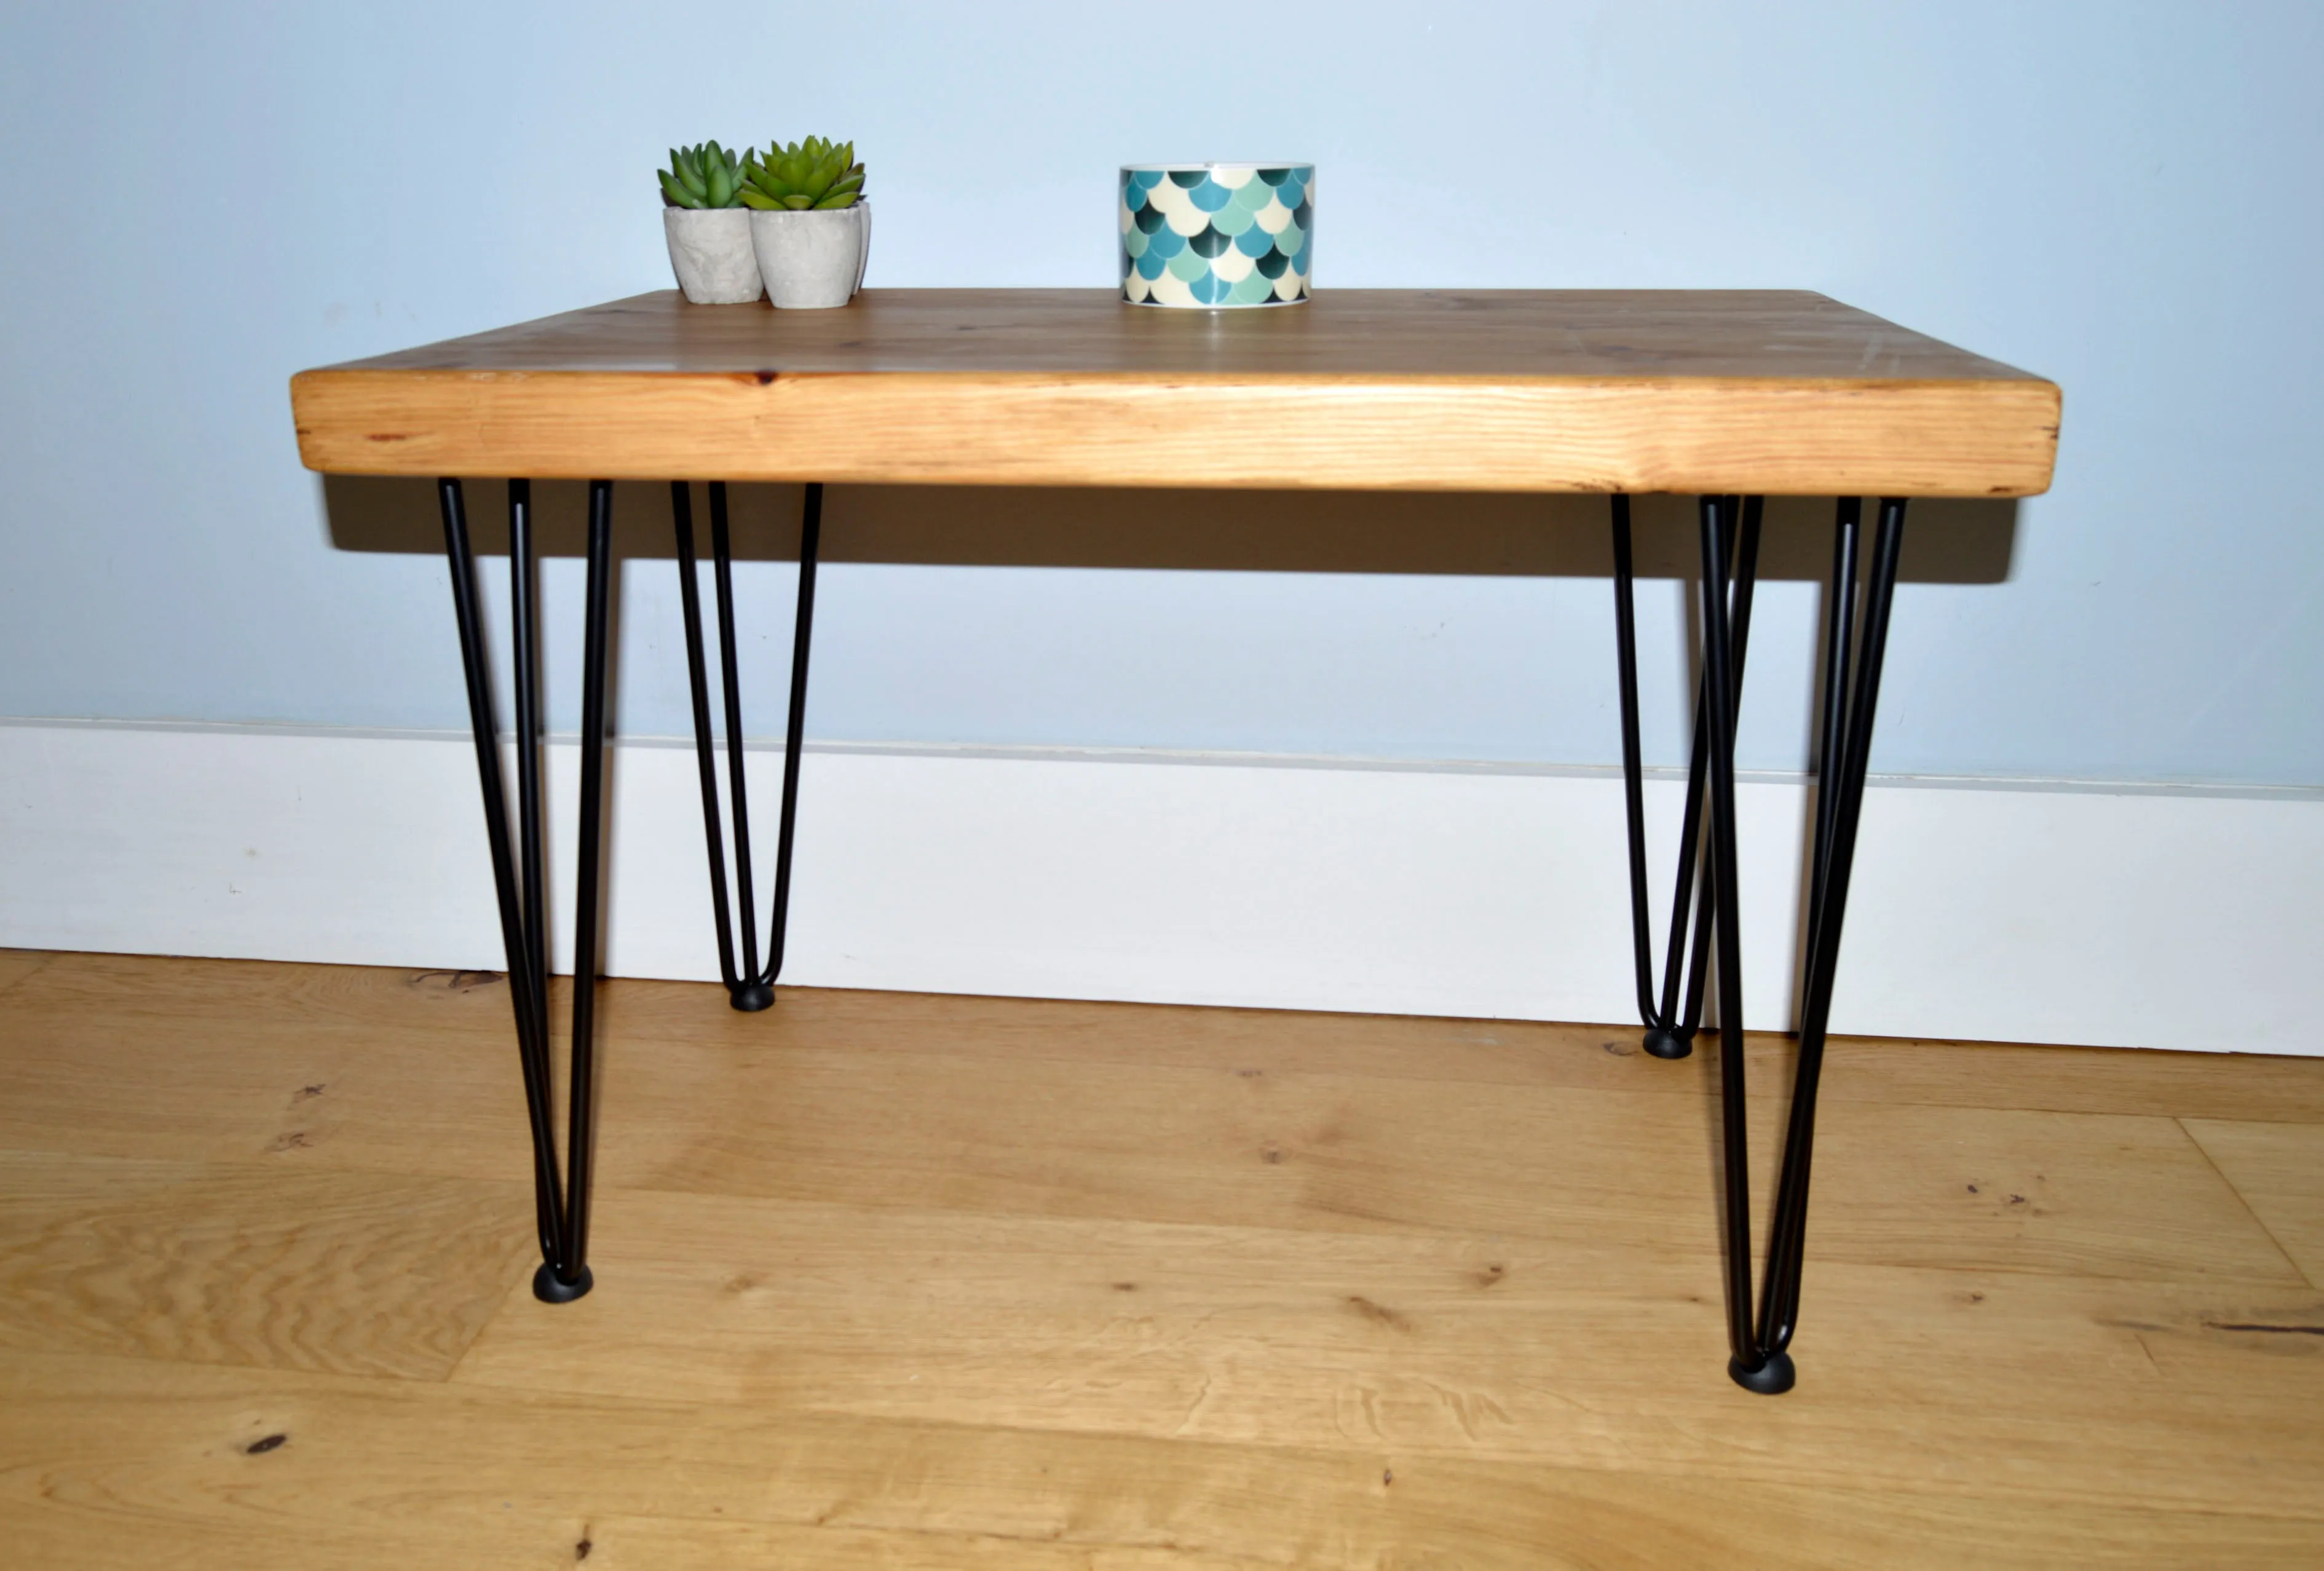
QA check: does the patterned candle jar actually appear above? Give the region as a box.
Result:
[1120,163,1314,307]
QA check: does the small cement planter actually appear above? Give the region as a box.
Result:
[750,202,871,309]
[663,208,762,304]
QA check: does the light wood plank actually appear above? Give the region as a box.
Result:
[0,1150,532,1379]
[0,960,2296,1284]
[7,1350,2322,1570]
[586,980,2322,1127]
[4,953,2322,1567]
[289,289,2060,496]
[579,1503,2324,1571]
[448,1186,2324,1515]
[4,952,2318,1197]
[0,949,52,995]
[585,1044,2302,1284]
[2183,1118,2324,1288]
[12,957,2315,1159]
[294,366,2060,496]
[0,956,528,1167]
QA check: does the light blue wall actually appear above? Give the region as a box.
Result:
[2,1,2318,783]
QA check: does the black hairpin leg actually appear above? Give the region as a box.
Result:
[1750,496,1905,1378]
[672,480,821,1012]
[1610,494,1763,1060]
[1611,493,1907,1391]
[438,475,615,1304]
[1692,492,1769,1388]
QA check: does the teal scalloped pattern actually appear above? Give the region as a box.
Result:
[1121,165,1313,307]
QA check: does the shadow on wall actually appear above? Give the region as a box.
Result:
[322,477,2016,584]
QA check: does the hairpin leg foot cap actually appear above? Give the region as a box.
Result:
[533,1263,595,1304]
[1728,1351,1795,1395]
[1643,1028,1692,1061]
[729,981,777,1013]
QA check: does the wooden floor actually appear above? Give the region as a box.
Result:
[1,949,2320,1568]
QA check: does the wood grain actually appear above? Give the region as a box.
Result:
[0,955,531,1168]
[290,290,2061,496]
[448,1186,2324,1512]
[7,1350,2323,1571]
[0,949,51,996]
[0,962,2295,1284]
[327,290,2050,379]
[0,1150,532,1379]
[6,957,2318,1186]
[581,1047,2298,1283]
[4,953,2322,1567]
[2182,1119,2324,1288]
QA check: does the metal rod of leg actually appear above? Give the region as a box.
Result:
[708,483,765,1003]
[508,479,567,1268]
[1808,500,1862,909]
[538,478,617,1302]
[670,480,824,1011]
[1658,738,1720,1045]
[437,478,563,1269]
[672,483,743,995]
[763,482,823,982]
[1607,496,1763,1060]
[1611,496,1664,1033]
[1696,496,1781,1389]
[1673,499,1763,1044]
[1662,721,1712,1035]
[1757,499,1907,1360]
[509,481,548,1000]
[1608,491,1701,1053]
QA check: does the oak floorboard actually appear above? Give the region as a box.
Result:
[6,957,2320,1184]
[593,1046,2301,1285]
[6,1350,2320,1571]
[579,981,2324,1125]
[0,960,2298,1283]
[0,949,53,996]
[0,1149,532,1380]
[5,954,2323,1565]
[2182,1118,2324,1288]
[0,958,528,1168]
[12,954,2324,1129]
[447,1186,2324,1514]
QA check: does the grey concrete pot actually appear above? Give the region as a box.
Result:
[749,202,871,309]
[663,208,763,304]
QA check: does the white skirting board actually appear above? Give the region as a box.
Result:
[1,718,2316,1056]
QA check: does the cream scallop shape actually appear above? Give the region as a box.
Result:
[1209,166,1254,189]
[1207,248,1257,283]
[1253,196,1292,234]
[1147,268,1196,307]
[1144,180,1198,220]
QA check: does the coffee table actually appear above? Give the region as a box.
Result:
[291,288,2060,1391]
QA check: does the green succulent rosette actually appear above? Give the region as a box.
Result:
[740,137,866,211]
[658,141,748,209]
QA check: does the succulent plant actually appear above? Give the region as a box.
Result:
[740,137,866,211]
[659,141,747,209]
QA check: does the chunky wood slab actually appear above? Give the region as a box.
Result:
[291,288,2059,496]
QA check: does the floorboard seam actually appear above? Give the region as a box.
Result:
[2174,1117,2316,1288]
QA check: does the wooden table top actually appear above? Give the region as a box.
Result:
[291,288,2059,496]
